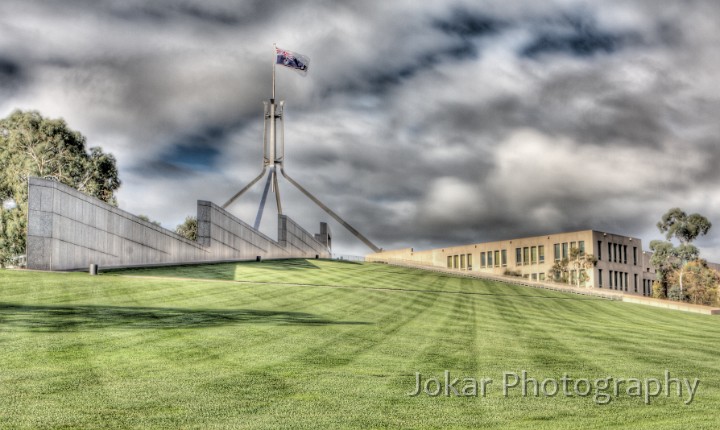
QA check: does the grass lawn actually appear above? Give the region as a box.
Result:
[1,259,719,429]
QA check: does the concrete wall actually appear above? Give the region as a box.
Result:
[27,178,330,271]
[278,215,330,258]
[197,201,289,260]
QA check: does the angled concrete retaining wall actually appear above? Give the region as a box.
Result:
[196,200,289,260]
[27,178,330,271]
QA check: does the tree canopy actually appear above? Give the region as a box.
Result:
[650,208,715,302]
[0,110,121,266]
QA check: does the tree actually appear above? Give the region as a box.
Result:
[0,110,121,266]
[549,247,597,287]
[568,247,598,288]
[678,261,720,306]
[176,216,198,241]
[651,208,712,300]
[657,208,712,246]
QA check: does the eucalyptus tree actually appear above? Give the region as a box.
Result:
[0,110,120,266]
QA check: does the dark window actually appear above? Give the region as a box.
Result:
[487,252,493,267]
[633,247,638,266]
[579,241,585,255]
[501,250,507,267]
[598,269,603,288]
[538,246,545,263]
[562,243,569,259]
[523,247,530,266]
[494,250,500,268]
[634,274,638,293]
[624,246,628,264]
[447,256,452,268]
[516,248,522,266]
[531,246,537,264]
[554,244,561,261]
[467,254,473,270]
[598,241,602,260]
[481,252,486,268]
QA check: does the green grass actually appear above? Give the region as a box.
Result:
[1,259,720,429]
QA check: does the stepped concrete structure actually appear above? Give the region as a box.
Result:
[26,177,330,271]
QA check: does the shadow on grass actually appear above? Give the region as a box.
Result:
[0,303,369,332]
[245,259,322,270]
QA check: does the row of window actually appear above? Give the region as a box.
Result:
[597,241,638,266]
[553,241,585,261]
[598,269,640,292]
[447,254,473,270]
[642,279,653,296]
[480,250,507,268]
[523,273,546,281]
[515,246,545,266]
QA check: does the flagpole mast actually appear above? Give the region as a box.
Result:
[269,44,280,213]
[272,43,276,100]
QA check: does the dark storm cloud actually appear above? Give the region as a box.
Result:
[0,57,25,95]
[2,0,720,259]
[521,14,639,58]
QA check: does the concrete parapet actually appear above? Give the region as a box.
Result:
[27,178,330,271]
[622,295,720,315]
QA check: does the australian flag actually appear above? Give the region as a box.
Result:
[275,47,309,75]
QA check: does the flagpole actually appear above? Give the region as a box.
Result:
[272,43,276,100]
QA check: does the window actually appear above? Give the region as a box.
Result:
[538,245,545,263]
[467,254,473,270]
[523,247,530,265]
[615,271,619,289]
[516,248,522,266]
[624,246,628,264]
[633,247,638,266]
[598,269,603,288]
[609,270,613,288]
[579,241,585,255]
[487,251,493,267]
[570,242,576,252]
[562,243,569,259]
[598,241,602,260]
[494,250,500,268]
[447,256,452,268]
[460,254,466,269]
[454,255,459,269]
[531,246,537,264]
[571,270,577,284]
[501,250,507,267]
[481,252,486,268]
[531,273,538,281]
[539,273,545,281]
[625,273,629,291]
[554,244,561,261]
[634,274,638,293]
[613,244,618,263]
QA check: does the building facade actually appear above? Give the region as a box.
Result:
[367,230,657,297]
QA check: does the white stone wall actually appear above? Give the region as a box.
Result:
[27,178,330,271]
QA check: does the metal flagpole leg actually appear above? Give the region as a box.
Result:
[254,170,273,229]
[222,166,267,209]
[280,167,381,253]
[272,167,283,214]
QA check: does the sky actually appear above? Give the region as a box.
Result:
[2,0,719,259]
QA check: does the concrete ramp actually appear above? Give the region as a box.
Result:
[26,177,330,271]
